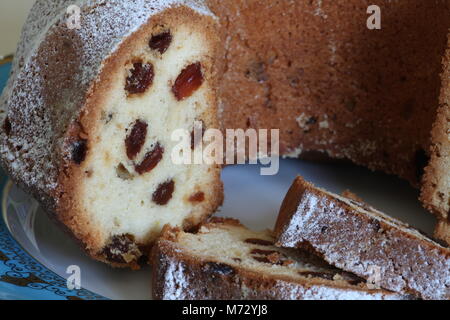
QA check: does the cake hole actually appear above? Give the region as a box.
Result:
[135,142,164,175]
[172,62,204,101]
[71,139,88,165]
[116,163,134,180]
[246,62,268,83]
[152,180,175,206]
[149,31,172,54]
[125,120,148,160]
[125,61,154,95]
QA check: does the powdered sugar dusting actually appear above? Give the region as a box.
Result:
[0,0,213,204]
[162,259,189,300]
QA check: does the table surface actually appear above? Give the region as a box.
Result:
[0,1,35,57]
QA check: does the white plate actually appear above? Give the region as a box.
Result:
[3,158,436,300]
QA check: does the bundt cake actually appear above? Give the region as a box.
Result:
[152,218,411,300]
[1,0,449,267]
[275,176,450,300]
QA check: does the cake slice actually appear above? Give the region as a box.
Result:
[275,176,450,300]
[0,1,223,268]
[421,35,450,243]
[151,218,411,300]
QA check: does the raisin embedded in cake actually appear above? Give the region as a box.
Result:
[0,1,223,268]
[275,176,450,300]
[151,218,412,300]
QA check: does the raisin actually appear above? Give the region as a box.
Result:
[102,235,140,264]
[172,62,204,101]
[250,249,278,256]
[125,62,154,95]
[152,180,175,205]
[125,120,148,160]
[189,192,205,203]
[71,139,88,164]
[244,238,274,246]
[135,142,164,175]
[149,31,173,54]
[3,117,11,136]
[204,262,235,276]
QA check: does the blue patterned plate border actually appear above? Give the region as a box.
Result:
[0,61,107,300]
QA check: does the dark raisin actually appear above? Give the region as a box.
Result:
[125,62,154,95]
[3,117,11,136]
[125,120,148,160]
[298,271,335,281]
[250,249,278,256]
[149,31,173,54]
[321,226,328,233]
[71,139,88,164]
[172,62,204,101]
[244,238,274,246]
[415,149,429,182]
[204,262,235,276]
[135,142,164,175]
[152,180,175,205]
[189,192,205,203]
[102,235,140,264]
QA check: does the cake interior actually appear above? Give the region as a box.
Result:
[174,220,366,287]
[79,20,219,250]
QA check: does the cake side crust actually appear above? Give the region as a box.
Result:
[275,176,450,300]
